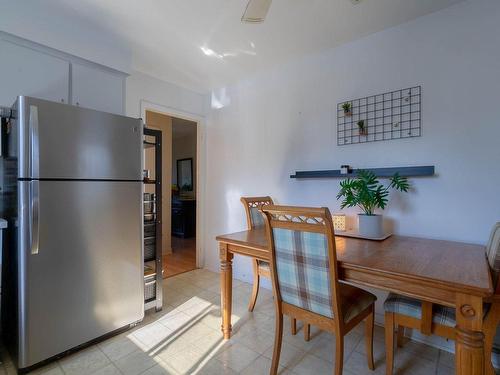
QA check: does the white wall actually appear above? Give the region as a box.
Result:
[126,70,206,119]
[204,0,500,343]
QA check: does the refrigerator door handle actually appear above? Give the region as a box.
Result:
[30,180,40,255]
[29,105,40,178]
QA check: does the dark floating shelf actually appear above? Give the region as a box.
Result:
[144,141,156,149]
[290,165,435,179]
[143,179,157,184]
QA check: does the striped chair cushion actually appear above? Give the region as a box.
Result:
[250,206,265,227]
[272,227,376,321]
[384,293,456,327]
[273,228,333,318]
[486,224,500,353]
[486,223,500,287]
[384,293,491,328]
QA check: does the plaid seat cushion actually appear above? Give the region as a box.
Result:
[384,293,456,327]
[384,293,491,327]
[485,223,500,353]
[272,228,375,321]
[250,206,265,227]
[486,223,500,288]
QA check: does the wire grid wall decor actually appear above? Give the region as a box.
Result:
[337,86,421,146]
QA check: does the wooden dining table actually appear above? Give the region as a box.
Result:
[216,228,493,375]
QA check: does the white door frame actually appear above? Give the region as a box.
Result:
[140,99,206,269]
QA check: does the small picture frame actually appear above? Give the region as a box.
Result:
[177,158,193,192]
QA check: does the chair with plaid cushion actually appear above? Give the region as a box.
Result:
[262,205,377,375]
[384,222,500,375]
[241,196,274,312]
[241,196,312,341]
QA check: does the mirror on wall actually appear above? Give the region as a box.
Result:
[177,158,193,192]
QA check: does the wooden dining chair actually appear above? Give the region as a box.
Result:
[240,196,274,312]
[241,196,311,341]
[262,205,377,375]
[384,222,500,375]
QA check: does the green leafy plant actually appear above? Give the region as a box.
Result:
[336,170,410,215]
[341,102,352,114]
[357,120,367,135]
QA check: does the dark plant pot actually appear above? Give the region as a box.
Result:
[359,128,368,136]
[358,214,383,238]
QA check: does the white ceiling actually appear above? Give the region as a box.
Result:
[4,0,463,92]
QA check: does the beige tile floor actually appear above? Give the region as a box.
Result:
[0,269,460,375]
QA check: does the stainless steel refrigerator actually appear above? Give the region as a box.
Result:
[1,96,144,370]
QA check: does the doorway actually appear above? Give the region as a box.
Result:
[169,118,197,277]
[144,110,198,278]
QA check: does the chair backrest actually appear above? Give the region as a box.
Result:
[262,205,342,324]
[486,222,500,291]
[240,196,274,230]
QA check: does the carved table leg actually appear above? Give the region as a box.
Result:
[220,243,234,339]
[455,294,485,375]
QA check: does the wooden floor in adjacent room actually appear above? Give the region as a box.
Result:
[163,236,197,278]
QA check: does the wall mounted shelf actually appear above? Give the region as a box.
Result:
[290,165,434,179]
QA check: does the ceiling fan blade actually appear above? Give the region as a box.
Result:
[241,0,272,23]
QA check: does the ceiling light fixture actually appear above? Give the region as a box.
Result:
[241,0,272,23]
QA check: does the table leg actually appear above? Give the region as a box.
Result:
[220,243,234,339]
[455,294,485,375]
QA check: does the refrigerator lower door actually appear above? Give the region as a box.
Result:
[18,180,144,369]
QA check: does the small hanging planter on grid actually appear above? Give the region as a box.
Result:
[357,120,368,136]
[341,102,352,117]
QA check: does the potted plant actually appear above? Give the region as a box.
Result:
[342,102,352,116]
[336,170,410,238]
[357,120,367,136]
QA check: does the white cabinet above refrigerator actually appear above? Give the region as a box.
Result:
[71,62,125,115]
[0,34,126,115]
[0,39,69,107]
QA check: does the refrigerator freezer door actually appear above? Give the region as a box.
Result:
[18,180,144,368]
[16,96,142,180]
